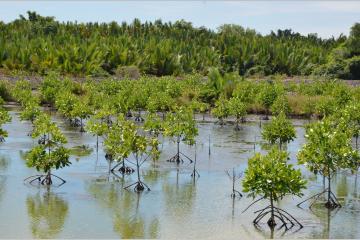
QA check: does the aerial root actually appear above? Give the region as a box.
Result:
[252,205,303,229]
[111,161,135,175]
[216,120,225,126]
[191,169,200,178]
[124,181,150,192]
[297,188,341,209]
[24,174,66,187]
[134,116,144,122]
[234,124,242,131]
[69,118,81,127]
[167,152,193,164]
[231,190,243,198]
[242,197,265,213]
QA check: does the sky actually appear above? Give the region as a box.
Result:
[0,1,359,38]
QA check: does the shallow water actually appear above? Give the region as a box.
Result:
[0,108,360,239]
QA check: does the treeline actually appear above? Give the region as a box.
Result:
[0,11,359,78]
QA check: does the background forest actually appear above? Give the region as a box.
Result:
[0,11,359,79]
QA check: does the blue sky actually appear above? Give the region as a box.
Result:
[0,1,359,38]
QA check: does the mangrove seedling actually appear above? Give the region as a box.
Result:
[270,94,291,116]
[228,97,247,130]
[104,115,135,175]
[24,114,71,186]
[163,107,198,164]
[212,96,230,126]
[298,117,360,209]
[225,168,243,198]
[121,119,161,192]
[70,97,93,132]
[262,112,296,150]
[242,148,306,229]
[191,142,200,179]
[85,108,113,153]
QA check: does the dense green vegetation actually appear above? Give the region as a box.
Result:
[0,67,359,229]
[3,73,360,120]
[0,12,360,230]
[0,11,359,79]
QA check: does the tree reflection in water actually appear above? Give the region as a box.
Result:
[26,190,68,239]
[87,180,159,238]
[0,157,8,202]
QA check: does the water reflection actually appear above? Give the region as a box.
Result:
[0,156,9,170]
[87,180,160,238]
[0,176,5,203]
[142,168,170,186]
[162,169,196,218]
[113,195,160,239]
[26,190,68,239]
[0,156,8,202]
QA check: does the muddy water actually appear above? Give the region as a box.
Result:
[0,109,359,239]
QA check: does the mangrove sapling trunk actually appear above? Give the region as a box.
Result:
[167,136,193,164]
[268,194,276,228]
[96,135,99,153]
[105,153,113,175]
[218,117,225,126]
[225,168,242,198]
[191,143,200,179]
[234,118,241,131]
[241,116,246,123]
[124,154,150,192]
[80,118,85,132]
[298,164,341,209]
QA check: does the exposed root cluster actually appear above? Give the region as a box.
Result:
[24,174,66,187]
[111,161,135,175]
[167,152,193,164]
[297,188,341,209]
[69,118,81,127]
[124,181,150,192]
[134,116,144,122]
[126,111,133,118]
[253,205,303,230]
